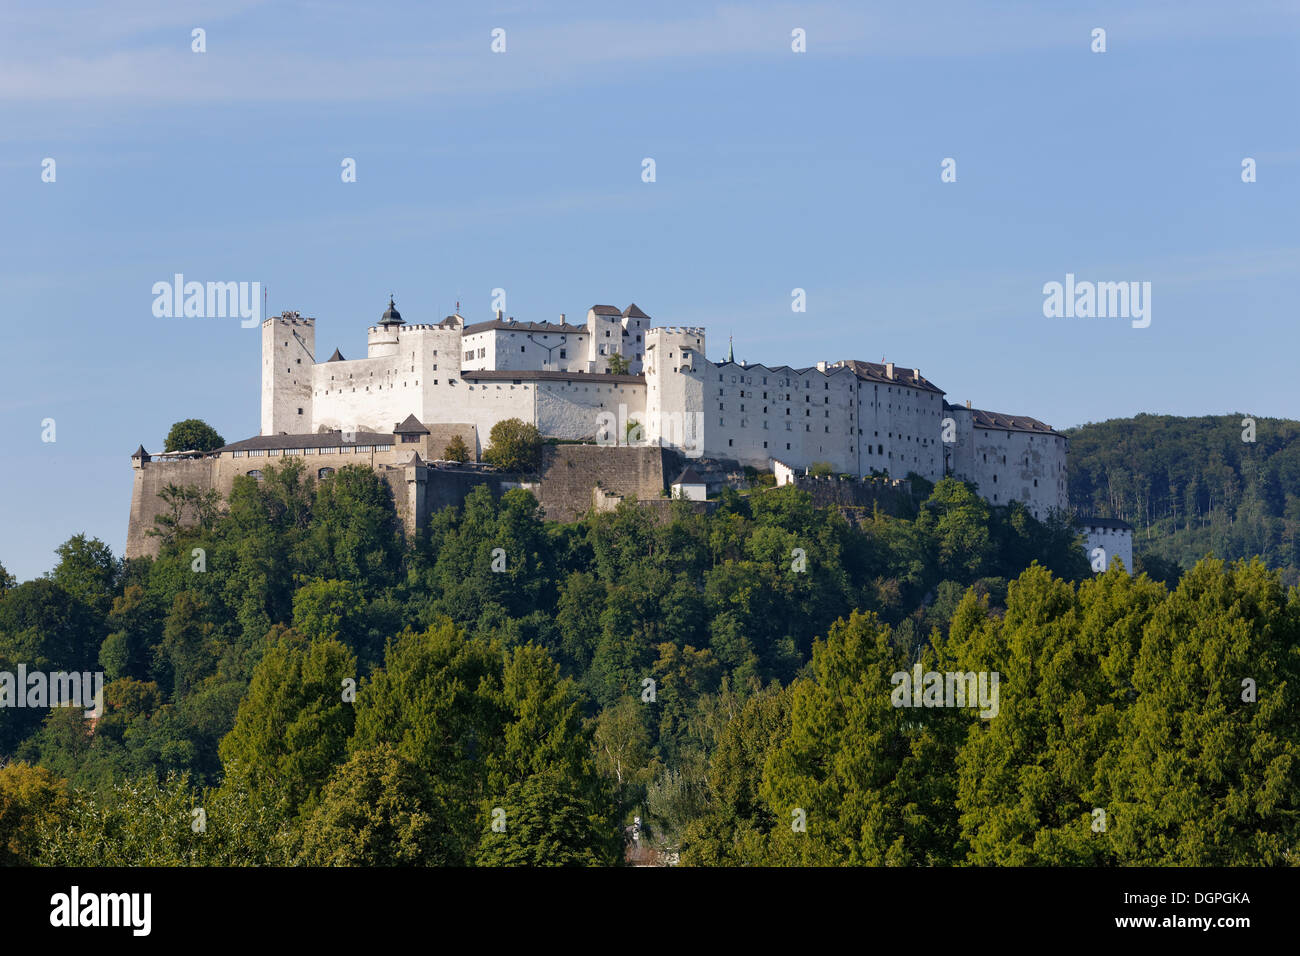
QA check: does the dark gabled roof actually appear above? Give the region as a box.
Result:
[622,303,650,319]
[216,430,394,453]
[590,304,621,316]
[1076,516,1133,531]
[717,361,799,374]
[326,348,345,362]
[673,467,706,486]
[393,414,430,434]
[970,408,1060,436]
[941,401,1063,436]
[462,319,586,335]
[131,444,149,459]
[713,360,859,380]
[461,369,645,385]
[836,359,944,394]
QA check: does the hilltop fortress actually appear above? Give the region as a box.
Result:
[126,297,1075,559]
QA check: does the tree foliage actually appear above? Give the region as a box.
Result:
[483,418,542,474]
[164,419,226,453]
[442,433,471,463]
[4,456,1294,866]
[1067,414,1300,583]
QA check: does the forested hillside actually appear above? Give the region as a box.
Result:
[1066,414,1300,583]
[1,459,1297,866]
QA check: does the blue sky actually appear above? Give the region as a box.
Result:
[2,0,1298,580]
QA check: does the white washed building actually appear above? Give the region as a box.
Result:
[260,297,1068,512]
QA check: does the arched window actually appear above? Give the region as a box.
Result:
[317,467,335,479]
[247,469,263,480]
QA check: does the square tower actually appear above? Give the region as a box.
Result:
[587,305,625,371]
[261,311,315,436]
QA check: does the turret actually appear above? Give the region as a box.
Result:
[368,297,404,358]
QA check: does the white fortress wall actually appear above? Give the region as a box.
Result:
[452,380,537,452]
[853,369,944,481]
[312,353,422,433]
[460,329,498,371]
[468,327,591,373]
[951,410,1068,517]
[313,324,461,434]
[706,362,858,472]
[535,379,647,440]
[257,298,1069,517]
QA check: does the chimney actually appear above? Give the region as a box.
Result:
[965,399,971,409]
[816,361,827,373]
[913,368,921,381]
[885,362,895,380]
[496,309,503,320]
[560,313,566,323]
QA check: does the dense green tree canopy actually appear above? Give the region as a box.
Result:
[218,629,356,819]
[4,454,1296,867]
[164,418,226,453]
[1067,413,1300,582]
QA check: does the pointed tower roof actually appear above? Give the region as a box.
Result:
[393,413,430,435]
[378,296,404,327]
[727,336,734,363]
[622,303,650,319]
[326,347,345,362]
[131,444,149,460]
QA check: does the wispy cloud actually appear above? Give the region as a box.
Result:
[3,0,1295,104]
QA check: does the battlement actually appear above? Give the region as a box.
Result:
[367,324,455,333]
[265,311,315,328]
